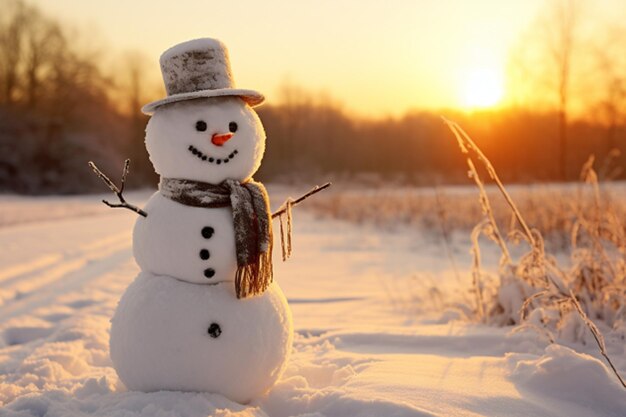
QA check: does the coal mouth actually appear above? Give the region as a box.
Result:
[188,145,238,165]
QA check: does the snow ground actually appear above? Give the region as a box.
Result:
[1,189,625,417]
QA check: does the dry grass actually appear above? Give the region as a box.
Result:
[306,183,626,252]
[444,119,626,389]
[303,122,626,388]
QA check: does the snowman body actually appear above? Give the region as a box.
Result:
[109,55,293,402]
[133,192,237,284]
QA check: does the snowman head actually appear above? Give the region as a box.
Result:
[145,97,266,183]
[142,38,266,184]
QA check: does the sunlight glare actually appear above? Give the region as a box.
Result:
[461,68,504,109]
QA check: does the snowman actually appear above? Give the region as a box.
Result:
[93,38,313,403]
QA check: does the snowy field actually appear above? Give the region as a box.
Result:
[1,187,625,417]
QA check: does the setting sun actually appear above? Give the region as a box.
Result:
[461,67,504,109]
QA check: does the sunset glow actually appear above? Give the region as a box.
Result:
[24,0,550,116]
[22,0,626,116]
[461,67,504,109]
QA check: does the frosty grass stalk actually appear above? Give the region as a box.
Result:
[443,117,626,389]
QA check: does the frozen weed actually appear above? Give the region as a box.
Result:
[306,182,626,252]
[444,118,626,389]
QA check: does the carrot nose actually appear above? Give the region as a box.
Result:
[211,132,234,146]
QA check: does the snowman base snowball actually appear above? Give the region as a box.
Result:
[110,273,293,403]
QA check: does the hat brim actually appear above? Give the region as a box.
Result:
[141,88,265,115]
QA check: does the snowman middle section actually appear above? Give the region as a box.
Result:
[133,191,237,284]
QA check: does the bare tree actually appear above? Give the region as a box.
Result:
[0,0,104,116]
[548,0,580,181]
[0,0,28,104]
[275,80,314,173]
[592,26,626,156]
[23,14,64,109]
[507,0,581,181]
[115,51,159,185]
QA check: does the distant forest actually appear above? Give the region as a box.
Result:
[1,0,625,194]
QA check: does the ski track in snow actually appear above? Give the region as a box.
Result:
[1,192,625,417]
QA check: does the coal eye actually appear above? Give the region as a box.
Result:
[228,122,238,133]
[196,120,207,132]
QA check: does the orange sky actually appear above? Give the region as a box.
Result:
[27,0,626,117]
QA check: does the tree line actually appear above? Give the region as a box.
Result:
[0,0,145,193]
[0,0,624,194]
[256,98,625,185]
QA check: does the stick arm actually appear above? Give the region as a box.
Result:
[271,182,331,218]
[88,159,148,217]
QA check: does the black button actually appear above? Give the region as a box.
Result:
[208,322,221,338]
[204,268,215,278]
[201,227,214,238]
[199,249,210,260]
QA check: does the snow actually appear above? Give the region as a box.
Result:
[1,190,625,416]
[145,97,265,184]
[160,38,227,62]
[144,38,264,114]
[110,273,292,403]
[121,93,290,402]
[509,346,626,416]
[159,37,233,98]
[133,192,239,285]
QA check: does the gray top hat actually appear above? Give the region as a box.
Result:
[142,38,264,114]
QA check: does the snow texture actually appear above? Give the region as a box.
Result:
[110,273,292,403]
[508,345,626,416]
[160,38,234,95]
[1,190,625,416]
[143,38,264,114]
[133,192,238,285]
[144,97,265,184]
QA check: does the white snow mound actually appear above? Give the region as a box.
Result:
[508,344,626,417]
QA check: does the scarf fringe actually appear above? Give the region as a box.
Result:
[278,199,294,261]
[160,177,275,299]
[235,248,273,299]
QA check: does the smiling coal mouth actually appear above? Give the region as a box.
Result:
[188,145,238,165]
